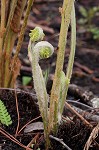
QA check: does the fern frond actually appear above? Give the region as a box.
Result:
[0,100,12,126]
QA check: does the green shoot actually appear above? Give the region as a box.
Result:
[22,76,32,86]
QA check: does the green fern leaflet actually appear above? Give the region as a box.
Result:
[0,100,12,126]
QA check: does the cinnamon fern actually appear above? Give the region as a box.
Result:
[0,100,12,126]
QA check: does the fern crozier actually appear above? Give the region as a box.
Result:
[33,41,54,60]
[28,28,54,140]
[29,27,45,42]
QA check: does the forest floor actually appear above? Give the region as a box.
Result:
[0,1,99,150]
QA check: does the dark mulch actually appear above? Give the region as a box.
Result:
[51,120,99,150]
[0,88,40,150]
[0,89,99,150]
[38,119,99,150]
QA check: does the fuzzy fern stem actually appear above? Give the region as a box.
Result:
[58,2,76,124]
[49,0,74,134]
[66,2,76,80]
[28,28,54,148]
[30,41,54,139]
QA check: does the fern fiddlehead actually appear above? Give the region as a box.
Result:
[29,26,45,42]
[28,27,54,141]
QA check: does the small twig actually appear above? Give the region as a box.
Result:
[0,127,32,150]
[67,100,93,110]
[92,77,99,82]
[49,135,72,150]
[74,62,93,74]
[14,132,41,137]
[34,135,44,149]
[17,116,41,135]
[73,70,87,77]
[65,102,92,127]
[27,133,40,149]
[84,123,99,150]
[64,101,99,122]
[93,140,99,147]
[72,106,99,123]
[80,48,99,56]
[14,89,20,136]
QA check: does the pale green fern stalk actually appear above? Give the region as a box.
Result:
[49,0,74,134]
[28,27,54,148]
[30,41,54,138]
[58,71,66,122]
[58,2,76,123]
[66,2,76,80]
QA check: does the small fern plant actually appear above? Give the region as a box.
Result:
[0,100,12,126]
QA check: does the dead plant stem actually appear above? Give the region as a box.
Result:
[3,0,18,45]
[3,0,27,87]
[0,0,6,51]
[7,0,34,87]
[0,0,6,86]
[84,123,99,150]
[14,0,34,60]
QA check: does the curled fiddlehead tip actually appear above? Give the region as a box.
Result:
[29,26,45,42]
[33,41,54,59]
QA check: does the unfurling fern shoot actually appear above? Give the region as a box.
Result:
[28,27,54,146]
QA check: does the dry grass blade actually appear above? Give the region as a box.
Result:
[65,102,92,127]
[84,123,99,150]
[27,133,40,149]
